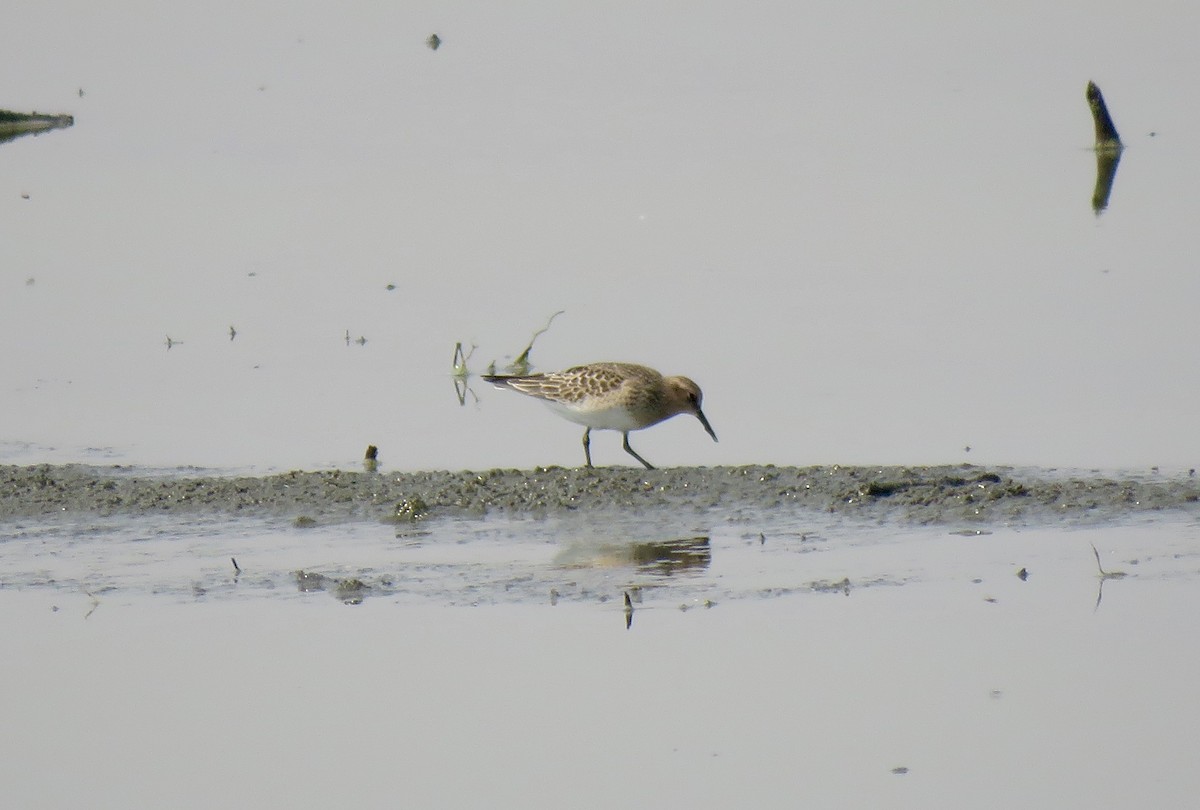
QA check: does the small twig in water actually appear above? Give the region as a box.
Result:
[452,344,480,406]
[510,310,565,374]
[83,589,100,619]
[1091,544,1127,580]
[452,342,476,378]
[1091,544,1127,612]
[363,444,380,472]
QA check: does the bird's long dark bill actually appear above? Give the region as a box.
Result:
[696,409,718,442]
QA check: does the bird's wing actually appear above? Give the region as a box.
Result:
[486,365,628,403]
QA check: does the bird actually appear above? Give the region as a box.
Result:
[481,362,717,469]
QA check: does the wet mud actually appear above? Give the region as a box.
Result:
[2,463,1197,525]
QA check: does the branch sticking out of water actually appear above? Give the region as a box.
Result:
[1090,543,1127,579]
[451,343,480,406]
[1086,81,1122,150]
[509,310,565,375]
[1085,82,1124,215]
[452,342,475,379]
[0,109,74,146]
[83,588,100,620]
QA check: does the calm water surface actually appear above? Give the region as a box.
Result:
[5,8,1199,805]
[2,2,1198,473]
[4,511,1200,808]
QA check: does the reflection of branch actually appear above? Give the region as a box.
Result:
[1091,147,1122,215]
[453,376,479,407]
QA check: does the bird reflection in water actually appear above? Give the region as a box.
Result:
[555,535,711,576]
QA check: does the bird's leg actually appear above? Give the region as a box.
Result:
[622,432,655,470]
[582,428,593,468]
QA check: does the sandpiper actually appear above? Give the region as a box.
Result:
[481,362,717,469]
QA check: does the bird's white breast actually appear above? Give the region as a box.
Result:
[542,400,646,431]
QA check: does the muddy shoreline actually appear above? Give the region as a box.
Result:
[2,463,1198,525]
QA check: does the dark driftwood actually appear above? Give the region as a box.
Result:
[1085,81,1121,148]
[0,109,74,145]
[1085,82,1123,215]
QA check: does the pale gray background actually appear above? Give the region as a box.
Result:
[3,0,1197,472]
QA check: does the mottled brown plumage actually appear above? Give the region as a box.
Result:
[482,362,717,469]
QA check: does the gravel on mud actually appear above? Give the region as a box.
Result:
[2,463,1198,526]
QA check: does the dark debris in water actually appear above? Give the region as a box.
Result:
[2,464,1200,527]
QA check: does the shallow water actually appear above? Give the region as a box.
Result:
[4,509,1199,808]
[4,3,1200,806]
[4,485,1196,608]
[3,3,1200,472]
[4,462,1199,808]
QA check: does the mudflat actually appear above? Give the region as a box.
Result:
[3,463,1197,525]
